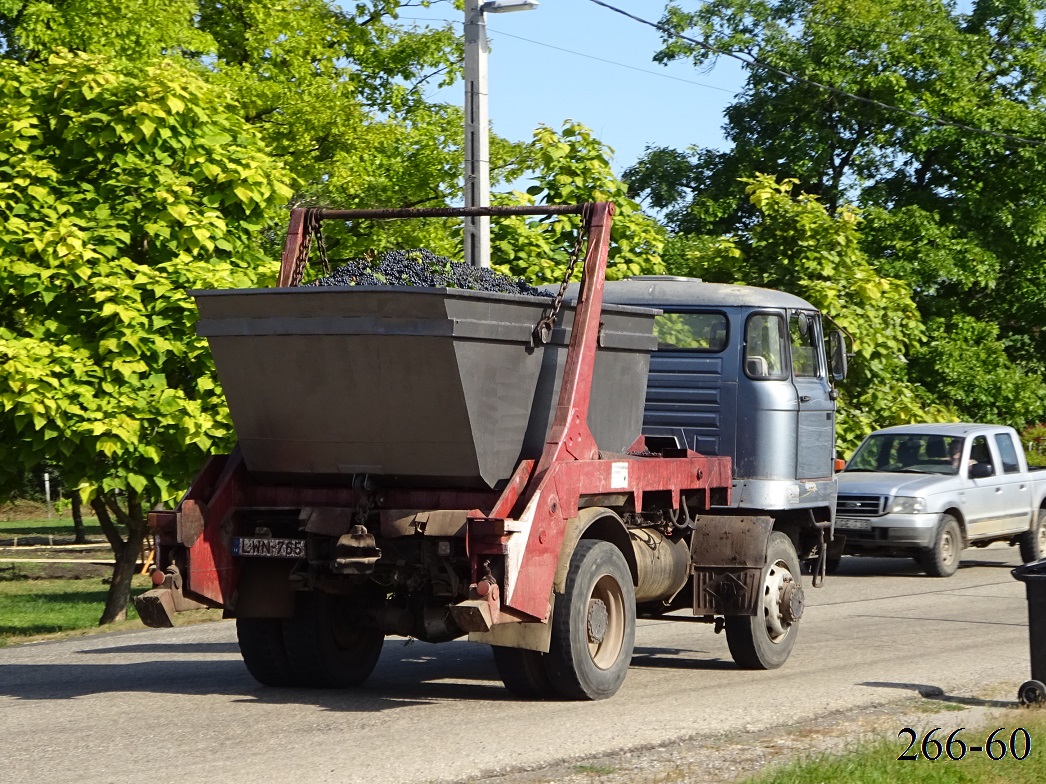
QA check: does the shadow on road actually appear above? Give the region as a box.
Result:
[832,555,1018,577]
[82,642,240,655]
[0,639,510,707]
[630,646,735,671]
[860,681,1018,709]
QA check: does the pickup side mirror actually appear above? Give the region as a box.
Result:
[828,330,848,381]
[969,462,994,479]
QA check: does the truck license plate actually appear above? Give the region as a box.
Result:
[835,517,872,531]
[232,537,306,558]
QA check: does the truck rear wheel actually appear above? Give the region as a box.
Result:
[282,592,384,688]
[920,515,962,577]
[726,532,802,670]
[544,540,635,700]
[1018,509,1046,563]
[491,645,555,699]
[237,617,298,687]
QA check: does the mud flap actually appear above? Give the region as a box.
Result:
[691,515,773,616]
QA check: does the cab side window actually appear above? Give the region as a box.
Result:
[789,313,821,378]
[744,313,787,379]
[994,433,1021,474]
[970,435,997,475]
[654,312,728,351]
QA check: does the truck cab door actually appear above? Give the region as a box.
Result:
[789,311,834,480]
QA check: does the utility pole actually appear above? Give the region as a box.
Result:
[43,470,52,520]
[464,0,538,269]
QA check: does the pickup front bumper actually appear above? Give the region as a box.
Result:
[835,512,942,551]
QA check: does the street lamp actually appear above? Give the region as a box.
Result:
[463,0,539,268]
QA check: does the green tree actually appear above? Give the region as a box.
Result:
[492,121,667,285]
[627,0,1046,433]
[1,0,488,258]
[0,51,291,623]
[670,175,952,450]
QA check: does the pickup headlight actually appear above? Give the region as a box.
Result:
[889,496,926,514]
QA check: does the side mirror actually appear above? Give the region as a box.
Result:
[828,330,848,381]
[969,462,994,479]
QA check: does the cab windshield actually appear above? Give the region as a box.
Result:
[845,433,964,476]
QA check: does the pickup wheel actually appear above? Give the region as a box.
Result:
[492,646,556,699]
[282,592,384,688]
[920,515,962,577]
[726,532,803,670]
[236,617,298,687]
[544,540,636,700]
[1018,509,1046,563]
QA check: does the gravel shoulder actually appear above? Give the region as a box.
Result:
[462,684,1033,784]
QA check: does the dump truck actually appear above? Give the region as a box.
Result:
[137,202,847,700]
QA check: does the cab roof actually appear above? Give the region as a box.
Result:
[593,277,818,311]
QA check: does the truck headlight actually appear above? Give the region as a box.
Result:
[889,496,926,514]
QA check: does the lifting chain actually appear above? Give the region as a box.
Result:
[533,203,593,345]
[289,208,332,287]
[352,474,375,526]
[812,528,827,588]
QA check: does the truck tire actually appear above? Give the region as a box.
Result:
[237,617,298,687]
[491,646,555,699]
[726,532,802,670]
[544,540,636,700]
[920,515,962,577]
[282,592,384,688]
[1018,509,1046,563]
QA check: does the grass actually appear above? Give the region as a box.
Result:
[0,518,104,538]
[0,573,151,646]
[742,712,1046,784]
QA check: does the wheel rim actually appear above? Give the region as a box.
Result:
[940,527,957,567]
[762,559,797,643]
[1037,518,1046,554]
[587,573,625,670]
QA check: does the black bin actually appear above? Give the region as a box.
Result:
[1011,558,1046,705]
[193,286,657,489]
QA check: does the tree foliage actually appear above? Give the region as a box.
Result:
[2,0,484,256]
[0,51,290,621]
[492,122,667,285]
[628,0,1046,435]
[670,175,952,449]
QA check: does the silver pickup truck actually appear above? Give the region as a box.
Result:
[834,423,1046,576]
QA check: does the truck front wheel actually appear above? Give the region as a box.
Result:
[282,592,384,688]
[1018,509,1046,563]
[544,540,636,700]
[920,515,962,577]
[726,532,802,670]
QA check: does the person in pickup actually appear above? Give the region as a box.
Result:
[948,438,975,472]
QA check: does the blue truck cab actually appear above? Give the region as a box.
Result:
[600,276,845,556]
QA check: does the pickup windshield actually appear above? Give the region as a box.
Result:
[845,433,965,475]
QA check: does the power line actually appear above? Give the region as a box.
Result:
[486,28,735,94]
[395,15,735,94]
[586,0,1046,148]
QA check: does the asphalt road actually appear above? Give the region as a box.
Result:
[0,545,1033,784]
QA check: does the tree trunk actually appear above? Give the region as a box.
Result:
[100,527,145,624]
[92,491,148,625]
[71,491,87,545]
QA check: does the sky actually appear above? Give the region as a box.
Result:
[395,0,747,175]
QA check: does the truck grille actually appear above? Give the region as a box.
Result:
[835,495,885,516]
